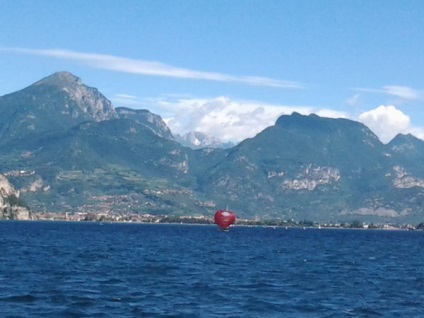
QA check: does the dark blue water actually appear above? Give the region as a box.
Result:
[1,222,423,317]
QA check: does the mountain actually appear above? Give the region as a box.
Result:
[16,118,197,214]
[0,71,118,147]
[0,72,200,214]
[383,133,424,207]
[175,131,235,149]
[2,72,424,224]
[388,133,424,172]
[115,107,175,140]
[196,113,391,221]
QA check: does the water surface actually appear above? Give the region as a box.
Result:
[1,221,423,317]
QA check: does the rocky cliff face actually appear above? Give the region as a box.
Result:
[115,107,174,140]
[0,174,31,220]
[0,71,118,146]
[33,71,119,121]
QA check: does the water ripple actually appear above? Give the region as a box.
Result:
[1,222,424,317]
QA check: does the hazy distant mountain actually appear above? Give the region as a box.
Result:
[2,71,424,224]
[175,131,235,149]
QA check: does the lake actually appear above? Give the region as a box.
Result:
[1,221,423,317]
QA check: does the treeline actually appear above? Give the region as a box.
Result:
[68,212,424,229]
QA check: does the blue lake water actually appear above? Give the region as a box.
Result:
[1,221,423,317]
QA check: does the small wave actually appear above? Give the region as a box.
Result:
[2,294,37,302]
[2,223,424,317]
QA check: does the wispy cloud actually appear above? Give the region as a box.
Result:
[355,85,423,100]
[382,85,422,100]
[114,93,137,100]
[345,94,360,107]
[111,93,146,108]
[0,47,305,89]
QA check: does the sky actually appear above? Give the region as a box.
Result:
[1,0,424,144]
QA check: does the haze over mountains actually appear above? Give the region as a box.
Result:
[175,131,235,149]
[1,71,424,224]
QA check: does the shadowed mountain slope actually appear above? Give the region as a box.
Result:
[1,72,424,223]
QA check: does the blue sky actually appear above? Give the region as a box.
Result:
[1,0,424,143]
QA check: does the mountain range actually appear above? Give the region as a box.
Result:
[1,71,424,224]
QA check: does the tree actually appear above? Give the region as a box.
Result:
[351,219,363,228]
[416,222,424,230]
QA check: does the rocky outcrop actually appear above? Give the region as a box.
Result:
[34,71,119,121]
[0,174,31,220]
[116,107,175,140]
[391,166,424,189]
[282,165,341,191]
[0,71,119,147]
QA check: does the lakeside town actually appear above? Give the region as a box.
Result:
[28,210,423,231]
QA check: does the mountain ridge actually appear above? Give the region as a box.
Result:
[1,71,424,224]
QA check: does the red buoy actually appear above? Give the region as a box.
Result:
[214,209,236,230]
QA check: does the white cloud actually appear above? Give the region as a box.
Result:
[158,97,346,143]
[409,127,424,141]
[108,93,424,145]
[110,93,424,144]
[315,109,349,119]
[160,99,420,145]
[358,105,411,143]
[0,47,304,89]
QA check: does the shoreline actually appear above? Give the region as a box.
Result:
[1,217,420,231]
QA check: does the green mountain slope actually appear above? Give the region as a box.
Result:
[2,72,424,223]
